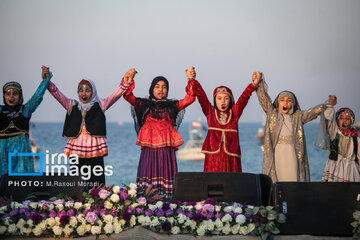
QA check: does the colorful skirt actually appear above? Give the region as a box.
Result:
[136,147,177,198]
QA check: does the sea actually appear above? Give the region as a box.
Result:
[30,122,328,186]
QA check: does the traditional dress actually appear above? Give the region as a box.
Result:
[256,80,324,183]
[192,80,257,172]
[0,77,50,176]
[48,78,131,187]
[320,107,360,182]
[124,77,195,198]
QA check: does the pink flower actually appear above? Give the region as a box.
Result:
[137,197,147,205]
[85,212,98,224]
[42,204,49,210]
[99,189,111,199]
[67,209,75,217]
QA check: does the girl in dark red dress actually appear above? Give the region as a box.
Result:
[190,67,261,172]
[124,68,196,199]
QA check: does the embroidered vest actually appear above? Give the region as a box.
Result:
[0,105,30,137]
[62,102,106,139]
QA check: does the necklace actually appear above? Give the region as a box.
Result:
[215,109,232,125]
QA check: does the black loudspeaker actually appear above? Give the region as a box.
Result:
[275,182,360,236]
[174,172,273,206]
[0,174,84,202]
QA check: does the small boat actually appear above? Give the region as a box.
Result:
[177,121,205,161]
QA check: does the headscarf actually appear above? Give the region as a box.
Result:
[76,79,99,111]
[212,86,234,110]
[2,81,24,117]
[335,107,357,137]
[149,76,169,99]
[131,76,184,135]
[273,90,301,114]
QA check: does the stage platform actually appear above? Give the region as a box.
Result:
[3,226,353,240]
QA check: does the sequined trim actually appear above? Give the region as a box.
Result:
[276,135,294,144]
[202,127,240,157]
[214,109,232,125]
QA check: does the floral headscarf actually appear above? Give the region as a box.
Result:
[335,107,357,137]
[76,79,99,111]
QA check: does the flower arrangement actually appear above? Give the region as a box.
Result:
[0,183,286,239]
[351,210,360,239]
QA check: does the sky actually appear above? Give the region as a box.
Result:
[0,0,359,123]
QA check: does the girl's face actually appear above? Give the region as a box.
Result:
[153,80,168,100]
[338,113,352,129]
[279,96,293,114]
[215,93,230,112]
[4,88,20,106]
[78,86,92,104]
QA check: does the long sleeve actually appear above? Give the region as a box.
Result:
[192,80,212,116]
[23,77,51,118]
[47,81,73,112]
[256,80,273,114]
[301,104,324,124]
[123,81,137,107]
[233,83,257,119]
[175,80,196,111]
[99,79,133,111]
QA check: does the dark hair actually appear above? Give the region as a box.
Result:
[213,96,233,110]
[149,76,169,99]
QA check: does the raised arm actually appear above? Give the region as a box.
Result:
[46,67,73,112]
[301,104,324,124]
[175,67,196,111]
[255,73,274,114]
[99,68,136,111]
[232,72,260,119]
[23,65,52,118]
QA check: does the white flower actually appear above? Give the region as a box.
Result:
[247,223,256,233]
[104,200,113,209]
[195,202,204,210]
[91,225,101,235]
[239,226,248,235]
[143,216,151,226]
[46,218,56,228]
[110,194,120,203]
[56,204,64,211]
[246,205,254,209]
[224,206,234,212]
[48,204,54,210]
[131,202,139,208]
[112,185,120,194]
[167,217,175,224]
[222,223,231,235]
[76,224,86,236]
[148,204,156,211]
[206,220,215,231]
[39,221,47,231]
[103,214,113,224]
[128,189,137,197]
[170,203,177,210]
[84,203,92,209]
[16,218,26,229]
[74,202,83,209]
[184,218,192,227]
[177,214,186,224]
[7,224,17,234]
[235,214,246,225]
[215,205,222,212]
[221,213,232,223]
[0,226,6,235]
[150,217,160,227]
[234,207,243,214]
[159,216,166,222]
[196,226,206,236]
[69,216,78,227]
[137,215,145,225]
[130,215,136,227]
[52,225,62,235]
[20,226,32,235]
[231,224,240,234]
[155,201,163,209]
[119,219,126,226]
[77,214,86,224]
[104,223,114,234]
[63,224,73,235]
[26,219,34,228]
[129,183,137,190]
[29,202,38,209]
[215,218,223,230]
[114,222,122,233]
[85,224,92,232]
[55,217,61,225]
[4,217,11,226]
[171,226,180,234]
[190,220,197,230]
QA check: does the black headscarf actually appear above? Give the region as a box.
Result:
[131,76,185,135]
[2,81,24,117]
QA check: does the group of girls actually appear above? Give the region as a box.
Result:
[1,66,359,199]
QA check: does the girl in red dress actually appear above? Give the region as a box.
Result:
[124,68,196,199]
[190,67,261,172]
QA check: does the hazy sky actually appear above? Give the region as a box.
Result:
[1,0,359,123]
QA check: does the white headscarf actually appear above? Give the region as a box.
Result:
[75,79,100,111]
